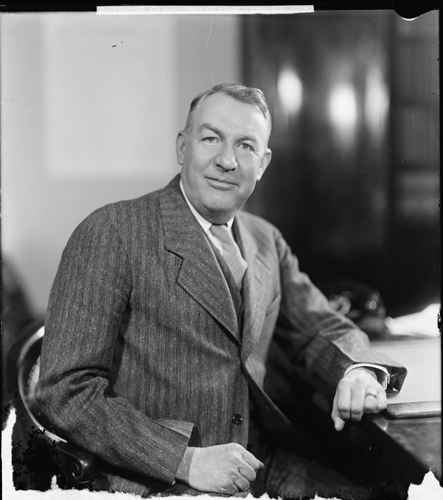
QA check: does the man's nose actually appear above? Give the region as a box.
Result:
[215,143,237,171]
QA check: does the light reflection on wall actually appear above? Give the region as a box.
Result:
[365,65,389,141]
[277,68,303,115]
[328,82,358,147]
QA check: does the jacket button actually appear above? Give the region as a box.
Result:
[232,414,243,425]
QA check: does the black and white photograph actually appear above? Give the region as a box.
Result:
[2,5,440,500]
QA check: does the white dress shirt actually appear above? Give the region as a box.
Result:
[179,180,234,256]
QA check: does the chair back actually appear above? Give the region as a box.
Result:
[17,324,66,442]
[8,319,105,490]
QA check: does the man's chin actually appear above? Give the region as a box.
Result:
[203,204,240,224]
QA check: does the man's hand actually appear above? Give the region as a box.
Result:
[177,443,264,495]
[331,367,387,431]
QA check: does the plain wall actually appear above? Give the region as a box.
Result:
[2,13,241,315]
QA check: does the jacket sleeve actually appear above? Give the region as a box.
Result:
[272,229,407,392]
[35,208,193,485]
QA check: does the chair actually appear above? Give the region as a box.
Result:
[6,318,109,491]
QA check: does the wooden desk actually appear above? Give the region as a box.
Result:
[351,336,442,484]
[275,335,442,491]
[352,412,441,485]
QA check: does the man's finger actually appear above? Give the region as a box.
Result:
[364,388,387,414]
[349,384,367,421]
[377,388,387,410]
[335,379,352,421]
[365,390,387,413]
[363,388,379,412]
[332,414,346,431]
[233,474,250,492]
[242,450,264,471]
[331,393,346,431]
[221,483,239,495]
[238,462,257,482]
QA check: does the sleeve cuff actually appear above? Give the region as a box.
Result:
[344,363,390,390]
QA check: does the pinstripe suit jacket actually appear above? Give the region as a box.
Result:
[36,175,406,496]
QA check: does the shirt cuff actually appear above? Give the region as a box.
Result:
[175,447,197,485]
[344,363,390,390]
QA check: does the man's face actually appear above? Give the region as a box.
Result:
[176,93,272,224]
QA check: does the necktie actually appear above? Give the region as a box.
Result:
[210,224,248,289]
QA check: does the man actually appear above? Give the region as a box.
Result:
[35,83,406,498]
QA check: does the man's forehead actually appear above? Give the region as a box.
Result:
[197,92,261,115]
[193,93,270,134]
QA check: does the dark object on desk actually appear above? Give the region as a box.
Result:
[6,319,108,491]
[385,401,441,419]
[320,279,388,338]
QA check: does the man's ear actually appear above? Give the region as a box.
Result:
[176,131,186,165]
[257,148,272,181]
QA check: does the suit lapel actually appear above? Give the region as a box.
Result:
[234,215,272,362]
[159,176,240,343]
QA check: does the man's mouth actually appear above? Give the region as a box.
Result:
[206,177,237,189]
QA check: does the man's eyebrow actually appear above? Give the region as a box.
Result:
[197,123,259,144]
[197,123,223,136]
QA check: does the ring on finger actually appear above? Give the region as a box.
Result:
[365,391,377,399]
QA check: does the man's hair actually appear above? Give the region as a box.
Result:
[184,82,272,135]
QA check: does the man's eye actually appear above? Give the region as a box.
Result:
[239,143,255,152]
[202,137,220,144]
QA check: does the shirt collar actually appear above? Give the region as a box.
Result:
[179,179,234,232]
